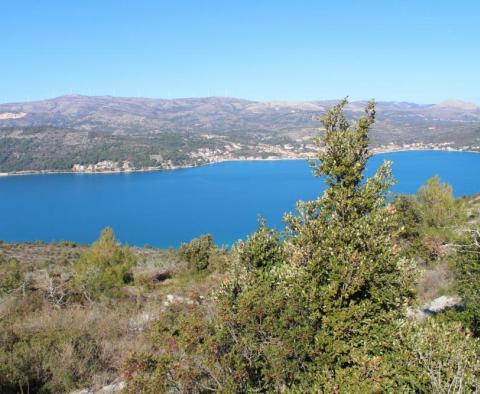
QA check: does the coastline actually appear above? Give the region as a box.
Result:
[1,147,479,178]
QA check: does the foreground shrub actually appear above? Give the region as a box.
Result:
[398,319,480,392]
[71,228,136,301]
[0,327,106,394]
[124,304,218,393]
[394,177,468,264]
[394,195,423,243]
[236,218,284,271]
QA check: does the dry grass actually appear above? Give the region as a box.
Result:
[416,262,454,302]
[0,240,227,392]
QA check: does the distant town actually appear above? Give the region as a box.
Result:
[3,141,475,177]
[66,139,480,175]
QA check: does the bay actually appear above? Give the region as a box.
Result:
[1,151,479,247]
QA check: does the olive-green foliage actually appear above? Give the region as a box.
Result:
[279,99,415,389]
[0,257,23,294]
[417,176,465,229]
[453,230,480,336]
[124,304,217,394]
[397,319,480,393]
[0,328,105,394]
[394,194,423,241]
[71,228,136,301]
[236,218,284,271]
[394,177,467,264]
[179,234,215,272]
[0,235,229,394]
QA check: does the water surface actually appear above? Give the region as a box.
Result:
[1,151,479,247]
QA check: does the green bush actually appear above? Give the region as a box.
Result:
[394,178,469,264]
[453,229,480,336]
[71,228,136,301]
[394,194,423,240]
[178,234,215,272]
[0,258,23,294]
[0,328,105,394]
[417,176,466,229]
[236,218,284,271]
[397,318,480,392]
[124,304,215,393]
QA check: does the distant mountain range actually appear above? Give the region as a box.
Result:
[1,95,479,173]
[1,95,479,135]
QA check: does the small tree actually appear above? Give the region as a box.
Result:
[394,194,423,240]
[179,234,215,272]
[71,228,135,301]
[416,176,465,229]
[283,99,414,388]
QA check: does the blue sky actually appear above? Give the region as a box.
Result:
[1,0,479,104]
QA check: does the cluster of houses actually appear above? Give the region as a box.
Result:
[188,143,318,164]
[72,160,134,173]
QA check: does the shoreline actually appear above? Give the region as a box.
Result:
[1,147,479,178]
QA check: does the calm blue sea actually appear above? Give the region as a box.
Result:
[1,151,479,247]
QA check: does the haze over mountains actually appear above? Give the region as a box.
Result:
[0,95,479,173]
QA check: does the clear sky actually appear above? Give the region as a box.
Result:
[1,0,479,104]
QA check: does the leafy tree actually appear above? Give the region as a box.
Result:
[393,178,468,264]
[394,195,423,240]
[71,228,135,301]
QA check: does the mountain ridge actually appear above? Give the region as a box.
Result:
[0,95,479,173]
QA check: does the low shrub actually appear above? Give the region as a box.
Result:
[0,258,23,294]
[178,234,215,272]
[70,228,136,301]
[0,327,106,393]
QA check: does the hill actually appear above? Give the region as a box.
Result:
[1,95,480,173]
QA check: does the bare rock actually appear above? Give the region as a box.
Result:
[407,295,461,320]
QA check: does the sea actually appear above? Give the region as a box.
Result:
[1,151,479,247]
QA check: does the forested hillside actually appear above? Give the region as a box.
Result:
[1,96,479,173]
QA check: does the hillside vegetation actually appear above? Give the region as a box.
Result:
[1,95,479,172]
[1,101,479,393]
